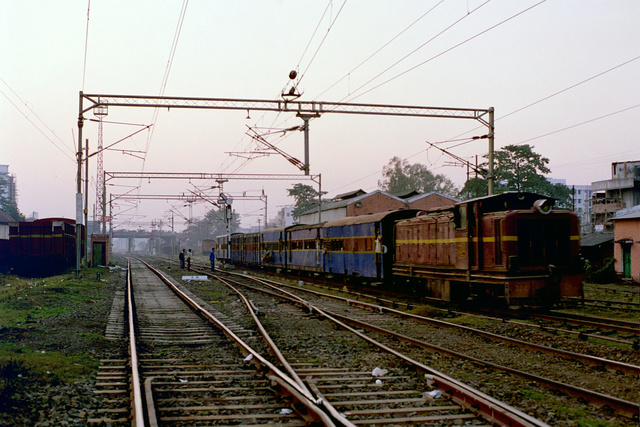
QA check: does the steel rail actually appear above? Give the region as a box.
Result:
[136,259,335,426]
[240,275,546,427]
[323,307,640,419]
[183,265,355,427]
[125,260,146,427]
[541,311,640,332]
[257,276,640,376]
[154,257,536,426]
[492,318,636,346]
[247,276,546,426]
[563,297,640,307]
[234,273,640,421]
[210,274,317,399]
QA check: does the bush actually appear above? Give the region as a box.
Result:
[585,258,619,284]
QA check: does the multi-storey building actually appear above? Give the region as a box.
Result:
[591,161,640,230]
[0,165,17,204]
[547,178,592,233]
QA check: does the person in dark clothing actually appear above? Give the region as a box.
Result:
[186,249,192,270]
[179,249,185,269]
[209,247,216,271]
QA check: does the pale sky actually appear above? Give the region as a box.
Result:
[2,1,639,230]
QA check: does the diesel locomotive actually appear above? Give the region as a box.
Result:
[216,192,584,308]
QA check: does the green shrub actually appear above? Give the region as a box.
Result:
[585,258,619,284]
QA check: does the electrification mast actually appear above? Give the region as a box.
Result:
[94,104,108,233]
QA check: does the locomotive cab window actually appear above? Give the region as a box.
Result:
[453,205,467,230]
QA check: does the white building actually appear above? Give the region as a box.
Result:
[0,165,17,203]
[548,178,592,233]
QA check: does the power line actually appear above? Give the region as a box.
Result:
[445,54,640,145]
[342,0,493,102]
[1,77,74,153]
[297,0,348,87]
[223,2,348,176]
[143,0,189,163]
[513,104,640,146]
[313,0,445,101]
[0,87,75,162]
[296,1,333,74]
[82,0,91,91]
[346,0,547,102]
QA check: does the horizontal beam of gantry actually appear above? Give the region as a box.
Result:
[81,93,492,121]
[105,172,320,182]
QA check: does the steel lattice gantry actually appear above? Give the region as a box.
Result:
[79,93,492,121]
[75,92,495,274]
[79,92,495,185]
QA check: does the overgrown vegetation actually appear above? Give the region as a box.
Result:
[585,258,619,284]
[0,268,119,417]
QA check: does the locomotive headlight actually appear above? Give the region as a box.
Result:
[533,199,553,215]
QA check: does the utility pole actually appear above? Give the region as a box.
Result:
[487,107,495,195]
[84,139,89,267]
[297,112,320,175]
[75,94,84,277]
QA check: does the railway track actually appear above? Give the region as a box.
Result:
[99,257,552,426]
[531,311,640,336]
[196,265,639,423]
[562,297,640,312]
[90,259,330,426]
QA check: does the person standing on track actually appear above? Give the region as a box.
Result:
[209,247,216,272]
[186,249,192,270]
[179,249,185,269]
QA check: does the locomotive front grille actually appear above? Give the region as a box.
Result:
[516,216,571,267]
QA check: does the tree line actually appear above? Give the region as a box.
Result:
[288,144,573,221]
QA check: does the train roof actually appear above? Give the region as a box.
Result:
[287,222,326,231]
[261,226,286,234]
[459,192,556,213]
[322,209,421,227]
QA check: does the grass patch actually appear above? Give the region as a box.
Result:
[446,313,493,328]
[0,268,120,391]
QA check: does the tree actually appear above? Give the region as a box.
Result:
[458,144,572,208]
[287,183,322,221]
[0,174,23,221]
[378,157,458,197]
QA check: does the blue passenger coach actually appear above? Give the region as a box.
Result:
[286,223,325,273]
[260,227,286,268]
[321,210,420,281]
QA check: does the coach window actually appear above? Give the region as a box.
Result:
[454,205,467,230]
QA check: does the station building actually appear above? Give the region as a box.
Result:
[612,206,640,282]
[297,189,458,224]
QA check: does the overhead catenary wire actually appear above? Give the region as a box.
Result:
[221,0,349,176]
[218,1,351,178]
[513,104,640,146]
[142,0,189,165]
[444,54,640,146]
[344,0,548,103]
[296,0,348,88]
[125,0,188,224]
[295,1,334,79]
[0,88,75,162]
[314,0,446,101]
[82,0,91,91]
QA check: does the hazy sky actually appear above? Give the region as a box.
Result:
[2,1,639,230]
